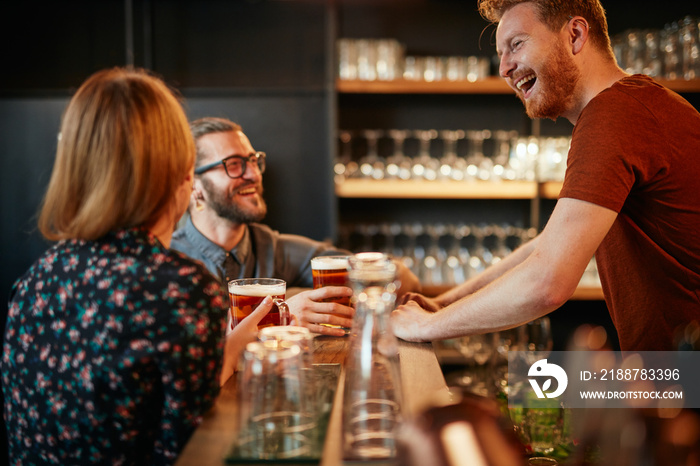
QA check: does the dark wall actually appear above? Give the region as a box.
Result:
[1,4,332,461]
[1,0,334,317]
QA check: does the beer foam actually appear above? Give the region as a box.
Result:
[311,256,349,270]
[228,283,286,297]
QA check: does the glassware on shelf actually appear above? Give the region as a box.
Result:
[412,129,439,180]
[679,16,700,80]
[661,22,682,79]
[466,56,491,82]
[423,56,445,82]
[492,129,519,181]
[337,38,406,82]
[358,129,384,180]
[612,16,700,81]
[510,136,540,181]
[386,129,412,180]
[643,30,663,77]
[536,137,570,182]
[578,256,602,288]
[376,39,404,81]
[356,39,378,82]
[337,39,358,81]
[465,129,493,181]
[417,224,446,286]
[336,127,570,183]
[403,56,425,81]
[445,56,466,81]
[334,130,356,180]
[438,129,466,180]
[337,221,540,288]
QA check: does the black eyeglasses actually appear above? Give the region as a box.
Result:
[194,151,266,179]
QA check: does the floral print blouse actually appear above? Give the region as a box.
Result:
[1,228,228,465]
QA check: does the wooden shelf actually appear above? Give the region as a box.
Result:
[337,77,700,95]
[570,286,605,300]
[539,181,563,199]
[336,77,513,94]
[335,178,538,199]
[655,78,700,93]
[335,179,569,200]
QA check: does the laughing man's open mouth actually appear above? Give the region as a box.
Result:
[515,73,537,97]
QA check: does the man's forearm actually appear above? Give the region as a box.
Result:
[422,242,570,341]
[435,237,539,306]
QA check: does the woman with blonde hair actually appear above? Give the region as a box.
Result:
[1,67,269,464]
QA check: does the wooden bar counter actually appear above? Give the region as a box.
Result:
[176,335,449,465]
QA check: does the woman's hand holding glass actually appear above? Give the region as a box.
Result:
[220,296,274,386]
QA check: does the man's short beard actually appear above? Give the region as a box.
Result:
[522,40,581,121]
[201,177,267,224]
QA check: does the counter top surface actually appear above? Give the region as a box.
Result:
[175,335,449,465]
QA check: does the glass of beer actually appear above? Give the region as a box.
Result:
[310,255,353,332]
[228,278,290,329]
[310,255,352,306]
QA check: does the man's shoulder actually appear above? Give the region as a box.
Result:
[171,223,199,255]
[248,223,328,249]
[248,222,276,236]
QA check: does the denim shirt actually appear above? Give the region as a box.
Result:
[171,216,349,288]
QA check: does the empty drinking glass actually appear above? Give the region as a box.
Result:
[235,341,316,460]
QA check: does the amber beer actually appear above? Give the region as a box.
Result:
[228,278,289,329]
[311,256,352,307]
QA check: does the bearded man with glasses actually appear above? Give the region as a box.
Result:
[171,117,419,336]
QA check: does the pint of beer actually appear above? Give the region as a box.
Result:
[310,255,352,307]
[228,278,290,329]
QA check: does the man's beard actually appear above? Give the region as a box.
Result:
[201,177,267,224]
[519,40,581,121]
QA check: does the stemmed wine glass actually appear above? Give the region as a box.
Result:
[335,130,358,180]
[386,129,412,180]
[411,129,439,180]
[440,224,464,286]
[523,316,553,364]
[491,130,519,181]
[438,129,466,180]
[491,327,525,395]
[358,129,384,180]
[458,224,488,280]
[465,129,492,180]
[453,333,497,397]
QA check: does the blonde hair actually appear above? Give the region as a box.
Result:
[38,67,195,241]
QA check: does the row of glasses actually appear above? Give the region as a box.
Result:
[612,16,700,80]
[448,317,554,397]
[338,221,600,289]
[337,38,405,81]
[335,128,571,183]
[336,37,493,82]
[338,222,537,287]
[403,55,491,82]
